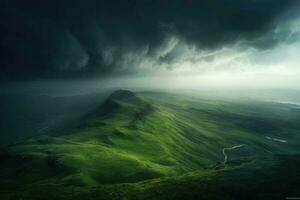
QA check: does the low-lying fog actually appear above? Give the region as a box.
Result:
[1,78,300,146]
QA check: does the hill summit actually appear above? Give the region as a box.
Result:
[108,90,136,101]
[94,90,148,117]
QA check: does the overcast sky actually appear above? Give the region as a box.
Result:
[0,0,299,89]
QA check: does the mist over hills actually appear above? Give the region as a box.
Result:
[1,1,300,199]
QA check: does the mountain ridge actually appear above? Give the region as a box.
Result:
[1,90,300,197]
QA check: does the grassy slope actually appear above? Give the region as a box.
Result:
[2,154,300,200]
[1,90,300,199]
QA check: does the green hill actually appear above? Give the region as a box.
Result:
[1,90,300,199]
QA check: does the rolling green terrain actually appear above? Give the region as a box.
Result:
[1,90,300,199]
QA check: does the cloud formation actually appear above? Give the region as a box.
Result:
[0,0,299,82]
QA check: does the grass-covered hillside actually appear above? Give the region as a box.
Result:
[1,90,300,199]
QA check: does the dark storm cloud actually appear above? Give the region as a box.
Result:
[0,0,298,81]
